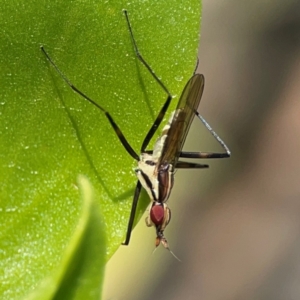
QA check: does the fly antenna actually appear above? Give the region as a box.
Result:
[160,237,181,262]
[151,244,181,262]
[168,248,181,262]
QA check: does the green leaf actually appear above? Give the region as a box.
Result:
[0,0,201,299]
[26,176,106,300]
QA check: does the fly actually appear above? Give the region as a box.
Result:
[41,10,231,253]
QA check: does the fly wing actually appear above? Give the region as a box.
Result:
[158,74,205,166]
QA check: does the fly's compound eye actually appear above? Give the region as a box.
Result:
[146,203,171,231]
[145,203,165,228]
[150,204,165,226]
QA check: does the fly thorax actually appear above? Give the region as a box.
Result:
[135,153,174,203]
[157,163,174,202]
[135,153,159,201]
[152,134,167,160]
[152,111,176,160]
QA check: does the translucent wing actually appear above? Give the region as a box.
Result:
[158,74,204,166]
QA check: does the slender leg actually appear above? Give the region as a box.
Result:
[175,161,209,169]
[180,151,229,159]
[179,109,231,159]
[196,111,231,157]
[122,180,142,245]
[123,10,173,152]
[142,114,231,160]
[141,95,172,152]
[41,46,139,161]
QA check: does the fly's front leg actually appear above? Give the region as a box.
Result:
[122,180,142,245]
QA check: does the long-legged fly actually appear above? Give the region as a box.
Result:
[41,10,230,253]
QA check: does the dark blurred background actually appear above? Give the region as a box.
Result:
[103,1,300,299]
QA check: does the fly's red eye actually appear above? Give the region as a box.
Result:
[150,205,164,225]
